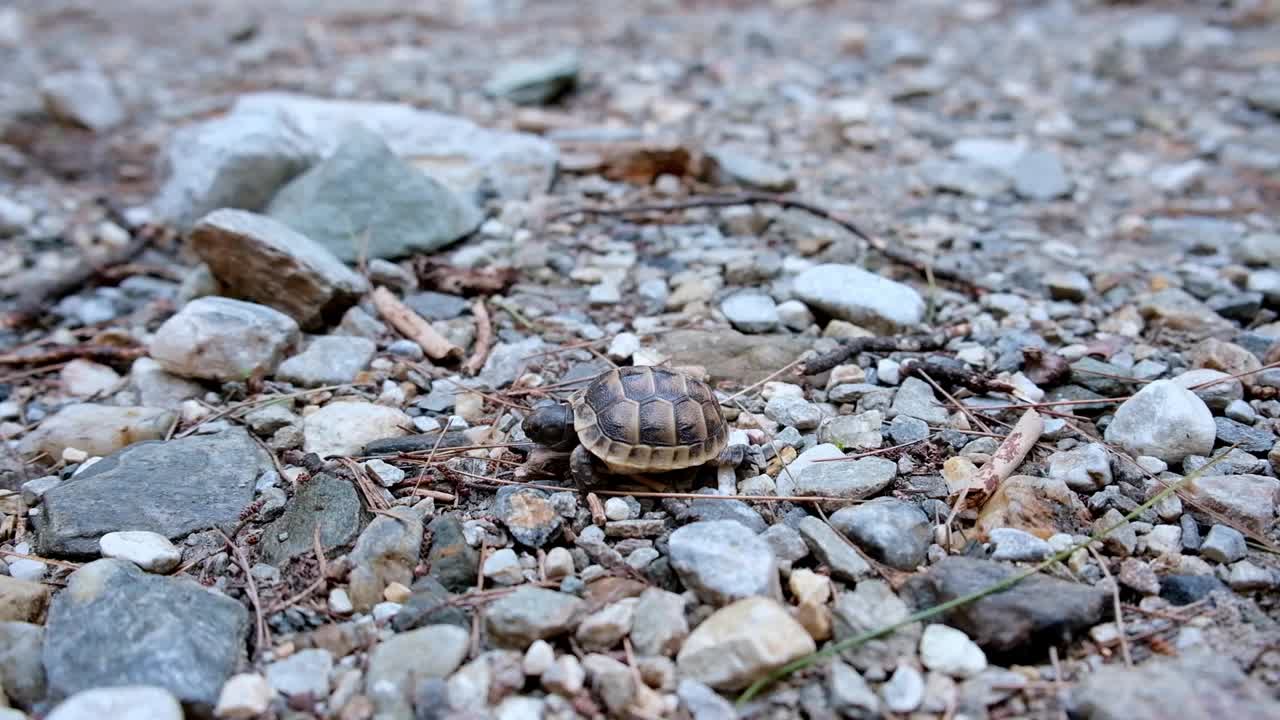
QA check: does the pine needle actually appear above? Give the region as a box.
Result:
[735,444,1238,705]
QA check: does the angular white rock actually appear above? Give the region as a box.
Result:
[676,596,816,690]
[303,401,411,458]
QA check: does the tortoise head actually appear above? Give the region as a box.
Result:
[524,399,577,450]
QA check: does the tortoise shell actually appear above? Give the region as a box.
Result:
[571,366,729,472]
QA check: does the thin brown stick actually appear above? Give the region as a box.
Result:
[1088,546,1132,667]
[1049,646,1069,720]
[217,528,269,657]
[0,344,147,366]
[4,235,150,328]
[372,286,463,361]
[266,527,329,614]
[0,550,82,570]
[463,299,493,376]
[725,356,805,401]
[448,469,866,504]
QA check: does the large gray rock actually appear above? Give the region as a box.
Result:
[276,335,376,387]
[302,401,412,458]
[190,209,369,329]
[792,264,924,332]
[485,51,580,105]
[40,68,126,132]
[1072,650,1280,720]
[1185,474,1280,534]
[152,92,557,228]
[366,625,469,716]
[0,621,44,707]
[830,497,931,570]
[19,404,175,460]
[42,559,248,710]
[1104,380,1216,463]
[789,456,897,501]
[347,506,423,612]
[668,520,779,605]
[266,127,482,262]
[37,429,269,556]
[257,473,364,566]
[676,597,815,690]
[484,587,584,649]
[149,296,300,382]
[902,557,1107,652]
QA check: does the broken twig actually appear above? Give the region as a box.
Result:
[463,299,493,376]
[372,286,463,361]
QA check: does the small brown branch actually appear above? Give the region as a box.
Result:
[587,493,607,527]
[372,286,463,361]
[3,235,150,328]
[463,299,493,376]
[801,333,950,375]
[265,527,329,614]
[1088,546,1133,668]
[902,360,1017,396]
[549,193,985,291]
[217,528,269,657]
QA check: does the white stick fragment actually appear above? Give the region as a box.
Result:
[944,408,1043,535]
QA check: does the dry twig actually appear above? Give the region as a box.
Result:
[217,528,269,657]
[463,299,493,375]
[372,286,463,361]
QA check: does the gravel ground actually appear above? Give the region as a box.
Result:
[3,1,1280,719]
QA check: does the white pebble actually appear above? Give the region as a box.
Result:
[328,588,354,615]
[98,531,182,573]
[214,673,272,719]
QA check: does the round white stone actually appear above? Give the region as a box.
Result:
[919,624,987,678]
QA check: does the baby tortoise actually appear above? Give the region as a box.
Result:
[523,365,746,487]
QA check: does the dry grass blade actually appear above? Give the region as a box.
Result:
[735,444,1237,705]
[217,528,269,657]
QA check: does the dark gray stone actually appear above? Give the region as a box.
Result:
[427,515,480,592]
[485,51,580,105]
[1214,417,1275,453]
[888,414,930,444]
[902,557,1107,653]
[257,473,364,565]
[393,576,470,632]
[1159,575,1225,606]
[267,127,481,262]
[36,428,269,556]
[42,559,248,710]
[404,291,470,320]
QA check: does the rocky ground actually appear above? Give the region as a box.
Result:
[3,0,1280,718]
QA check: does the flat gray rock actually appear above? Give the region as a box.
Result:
[36,428,269,556]
[276,335,376,387]
[793,264,925,333]
[1072,650,1280,720]
[267,127,481,262]
[42,559,248,710]
[257,473,364,566]
[152,92,557,228]
[485,51,580,105]
[190,209,369,329]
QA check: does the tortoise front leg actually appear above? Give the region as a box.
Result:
[571,445,607,490]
